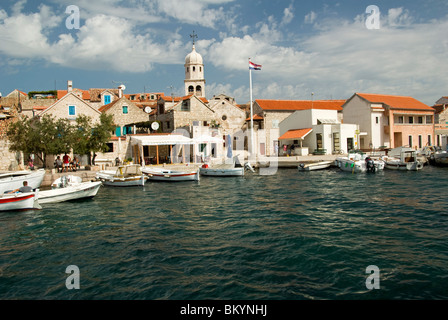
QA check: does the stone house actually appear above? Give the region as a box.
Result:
[98,96,150,163]
[343,93,435,150]
[39,91,101,124]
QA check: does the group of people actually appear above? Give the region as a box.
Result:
[54,154,80,173]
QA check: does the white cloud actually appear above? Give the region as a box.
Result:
[304,11,317,24]
[281,4,295,26]
[206,9,448,105]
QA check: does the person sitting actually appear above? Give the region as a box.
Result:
[9,181,33,194]
[71,156,80,171]
[54,156,63,173]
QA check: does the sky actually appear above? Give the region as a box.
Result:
[0,0,447,105]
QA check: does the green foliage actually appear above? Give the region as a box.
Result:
[6,114,116,167]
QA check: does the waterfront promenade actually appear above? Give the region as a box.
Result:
[37,155,343,187]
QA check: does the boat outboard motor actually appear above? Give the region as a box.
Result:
[244,162,255,173]
[365,157,376,173]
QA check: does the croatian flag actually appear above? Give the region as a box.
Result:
[249,61,262,70]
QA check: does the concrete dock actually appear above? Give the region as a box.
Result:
[37,155,342,187]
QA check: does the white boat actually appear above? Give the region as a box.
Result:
[96,165,148,187]
[382,150,424,171]
[433,151,448,166]
[335,153,385,173]
[298,161,333,171]
[199,164,244,177]
[0,191,41,211]
[38,176,102,204]
[143,168,200,182]
[0,169,46,194]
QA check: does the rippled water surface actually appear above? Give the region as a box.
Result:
[1,166,448,300]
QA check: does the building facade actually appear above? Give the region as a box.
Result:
[343,93,435,150]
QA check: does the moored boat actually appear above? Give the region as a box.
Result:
[335,153,385,173]
[0,169,45,194]
[433,151,448,166]
[199,164,244,177]
[143,168,200,182]
[39,175,102,204]
[298,161,333,172]
[96,165,148,187]
[0,191,41,211]
[382,149,424,171]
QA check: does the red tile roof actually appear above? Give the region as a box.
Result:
[256,100,345,111]
[279,128,313,140]
[57,90,90,100]
[246,115,264,121]
[356,93,434,111]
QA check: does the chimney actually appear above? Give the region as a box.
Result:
[67,80,73,93]
[118,87,123,98]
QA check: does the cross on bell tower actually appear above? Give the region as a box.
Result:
[190,31,198,46]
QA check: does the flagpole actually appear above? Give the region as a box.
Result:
[249,58,255,163]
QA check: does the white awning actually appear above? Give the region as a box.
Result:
[131,135,193,146]
[131,134,224,147]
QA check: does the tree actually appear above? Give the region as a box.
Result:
[7,115,72,168]
[71,113,115,165]
[89,113,116,165]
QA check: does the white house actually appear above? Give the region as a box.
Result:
[279,108,359,155]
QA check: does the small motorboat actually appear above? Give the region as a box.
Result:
[143,167,200,182]
[433,151,448,166]
[96,165,148,187]
[199,164,244,177]
[382,150,424,171]
[298,161,333,172]
[38,175,102,204]
[0,191,41,211]
[0,169,46,195]
[335,153,385,173]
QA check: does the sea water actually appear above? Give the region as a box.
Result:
[1,166,447,300]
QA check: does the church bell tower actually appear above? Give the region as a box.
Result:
[184,31,206,98]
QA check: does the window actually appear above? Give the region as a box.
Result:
[409,135,413,147]
[116,127,122,137]
[193,66,196,72]
[69,105,76,116]
[188,86,194,93]
[106,143,114,153]
[418,135,422,148]
[181,100,190,111]
[196,86,202,94]
[376,117,379,124]
[104,95,111,104]
[428,135,432,146]
[398,116,404,124]
[417,116,423,124]
[426,116,433,124]
[272,120,279,129]
[408,116,414,124]
[122,106,128,114]
[166,121,170,129]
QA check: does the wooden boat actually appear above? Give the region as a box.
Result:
[143,168,200,182]
[335,153,385,173]
[0,169,45,194]
[96,165,148,187]
[39,176,102,204]
[298,161,333,171]
[0,191,41,211]
[199,164,244,177]
[382,150,424,171]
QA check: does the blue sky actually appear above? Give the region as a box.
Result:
[0,0,447,105]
